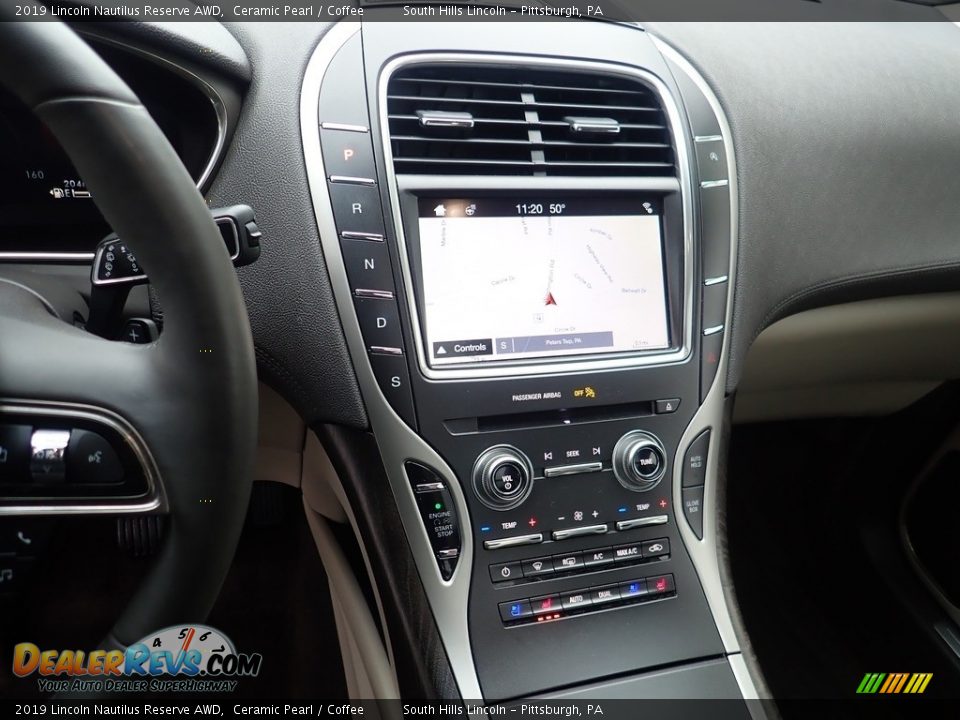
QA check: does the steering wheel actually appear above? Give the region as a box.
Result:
[0,12,258,646]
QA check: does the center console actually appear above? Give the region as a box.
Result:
[302,17,748,701]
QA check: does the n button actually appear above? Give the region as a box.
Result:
[341,237,394,292]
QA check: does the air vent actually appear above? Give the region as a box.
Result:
[386,64,675,177]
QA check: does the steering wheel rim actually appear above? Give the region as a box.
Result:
[0,11,258,645]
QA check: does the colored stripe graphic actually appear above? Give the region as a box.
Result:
[858,672,932,694]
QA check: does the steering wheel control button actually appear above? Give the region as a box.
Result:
[612,431,667,492]
[551,551,584,572]
[404,462,461,580]
[368,351,416,429]
[521,556,555,578]
[641,538,670,559]
[329,183,386,237]
[0,425,33,482]
[695,137,728,184]
[682,431,710,488]
[490,561,522,583]
[499,599,533,623]
[29,429,70,484]
[654,398,681,415]
[615,515,669,532]
[483,533,543,551]
[66,430,123,485]
[682,486,705,540]
[551,524,608,542]
[354,296,402,349]
[583,547,615,568]
[92,238,146,286]
[321,128,377,181]
[120,318,158,345]
[342,238,395,294]
[472,446,534,511]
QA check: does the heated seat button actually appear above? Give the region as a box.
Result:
[354,296,402,349]
[499,599,532,623]
[647,573,676,595]
[490,562,522,583]
[561,590,593,611]
[0,425,33,482]
[521,556,554,578]
[341,238,395,293]
[641,538,670,559]
[589,584,621,606]
[329,183,386,236]
[67,430,124,484]
[530,594,562,615]
[321,128,377,181]
[583,547,614,568]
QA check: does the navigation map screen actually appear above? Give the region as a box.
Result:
[416,196,670,367]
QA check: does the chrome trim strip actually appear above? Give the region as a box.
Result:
[615,515,669,531]
[551,524,608,540]
[341,230,385,242]
[414,482,445,493]
[368,345,404,356]
[652,34,766,706]
[329,174,377,186]
[694,134,724,143]
[301,22,483,698]
[543,461,603,478]
[483,533,543,550]
[703,324,725,336]
[700,179,730,189]
[354,288,395,300]
[704,275,729,286]
[321,121,369,133]
[0,400,166,516]
[0,252,95,263]
[379,54,696,381]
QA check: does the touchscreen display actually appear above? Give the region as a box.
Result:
[416,197,670,367]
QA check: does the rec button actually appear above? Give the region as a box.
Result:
[433,339,493,359]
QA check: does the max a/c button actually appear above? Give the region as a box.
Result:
[613,543,642,563]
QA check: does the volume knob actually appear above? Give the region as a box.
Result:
[612,431,667,492]
[472,446,534,511]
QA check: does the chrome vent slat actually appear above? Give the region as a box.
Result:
[387,64,676,177]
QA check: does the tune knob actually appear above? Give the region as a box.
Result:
[612,431,667,492]
[472,446,534,511]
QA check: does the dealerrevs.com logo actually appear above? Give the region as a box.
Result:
[12,625,262,694]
